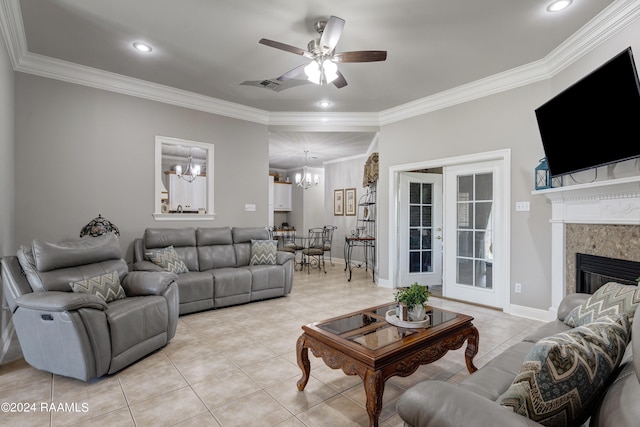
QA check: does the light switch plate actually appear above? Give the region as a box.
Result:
[244,204,256,212]
[515,201,530,212]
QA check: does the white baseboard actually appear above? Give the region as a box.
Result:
[508,304,556,322]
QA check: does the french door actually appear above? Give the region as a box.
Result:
[398,173,443,288]
[443,161,504,308]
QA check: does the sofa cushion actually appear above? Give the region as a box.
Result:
[250,239,277,265]
[70,271,126,303]
[459,341,533,400]
[232,227,270,267]
[106,296,169,357]
[145,246,189,274]
[32,234,121,272]
[564,282,640,327]
[499,314,631,427]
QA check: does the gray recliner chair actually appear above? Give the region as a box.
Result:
[1,234,179,381]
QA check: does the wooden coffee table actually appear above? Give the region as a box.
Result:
[296,303,479,427]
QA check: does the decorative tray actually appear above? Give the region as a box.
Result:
[385,310,430,329]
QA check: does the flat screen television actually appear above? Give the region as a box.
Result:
[535,47,640,177]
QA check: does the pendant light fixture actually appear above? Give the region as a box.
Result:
[295,150,320,190]
[175,148,201,183]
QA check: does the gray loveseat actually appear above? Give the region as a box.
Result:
[397,290,640,427]
[1,234,179,381]
[133,227,295,315]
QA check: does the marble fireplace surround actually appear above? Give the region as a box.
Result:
[535,176,640,316]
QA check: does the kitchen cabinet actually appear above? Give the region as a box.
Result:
[273,181,292,211]
[168,173,206,212]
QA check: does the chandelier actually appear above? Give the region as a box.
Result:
[295,150,320,190]
[175,149,201,183]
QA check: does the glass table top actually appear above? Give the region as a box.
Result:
[317,304,459,350]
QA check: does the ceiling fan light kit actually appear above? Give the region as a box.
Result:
[243,15,387,91]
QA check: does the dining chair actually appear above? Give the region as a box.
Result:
[280,228,304,270]
[301,227,326,274]
[323,225,338,266]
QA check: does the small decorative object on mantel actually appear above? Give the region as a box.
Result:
[79,214,120,238]
[535,157,552,190]
[394,282,431,322]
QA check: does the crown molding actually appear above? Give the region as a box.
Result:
[1,0,638,127]
[16,51,270,125]
[379,0,640,125]
[267,111,381,128]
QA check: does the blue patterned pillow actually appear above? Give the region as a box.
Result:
[145,245,189,274]
[564,282,640,327]
[70,271,126,303]
[250,239,277,265]
[500,314,630,426]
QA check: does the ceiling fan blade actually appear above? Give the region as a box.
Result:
[277,63,307,81]
[333,50,387,63]
[332,70,348,89]
[319,16,345,51]
[259,38,314,59]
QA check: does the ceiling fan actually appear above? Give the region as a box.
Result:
[240,16,387,91]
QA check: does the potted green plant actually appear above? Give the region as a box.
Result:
[394,282,431,321]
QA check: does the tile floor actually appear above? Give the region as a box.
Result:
[0,263,544,427]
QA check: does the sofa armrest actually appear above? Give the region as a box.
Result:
[15,291,107,312]
[557,292,591,321]
[397,381,541,427]
[121,271,177,297]
[276,251,295,265]
[131,260,164,272]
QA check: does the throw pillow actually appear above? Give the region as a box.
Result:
[564,282,640,327]
[145,245,189,274]
[70,271,126,303]
[499,314,630,427]
[250,239,277,265]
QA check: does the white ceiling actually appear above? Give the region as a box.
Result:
[8,0,621,169]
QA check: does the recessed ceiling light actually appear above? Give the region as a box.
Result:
[547,0,572,12]
[133,42,152,52]
[318,100,332,108]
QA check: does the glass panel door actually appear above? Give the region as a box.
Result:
[456,173,493,289]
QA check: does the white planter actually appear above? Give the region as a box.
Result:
[408,304,426,321]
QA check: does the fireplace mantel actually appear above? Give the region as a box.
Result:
[533,175,640,315]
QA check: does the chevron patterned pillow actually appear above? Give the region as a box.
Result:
[145,245,189,274]
[70,271,126,303]
[250,239,277,265]
[564,282,640,327]
[500,314,630,427]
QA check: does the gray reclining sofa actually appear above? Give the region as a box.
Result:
[133,227,295,315]
[397,288,640,427]
[1,233,179,381]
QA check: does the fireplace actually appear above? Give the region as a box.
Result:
[575,253,640,294]
[535,175,640,316]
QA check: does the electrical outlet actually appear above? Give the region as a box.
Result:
[515,283,522,293]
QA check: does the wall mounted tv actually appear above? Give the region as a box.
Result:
[535,47,640,177]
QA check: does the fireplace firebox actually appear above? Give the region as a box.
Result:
[575,253,640,294]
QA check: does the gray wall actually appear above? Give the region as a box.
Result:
[0,34,19,363]
[379,83,551,309]
[377,20,640,311]
[324,156,370,263]
[14,74,270,259]
[5,14,640,317]
[0,29,14,257]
